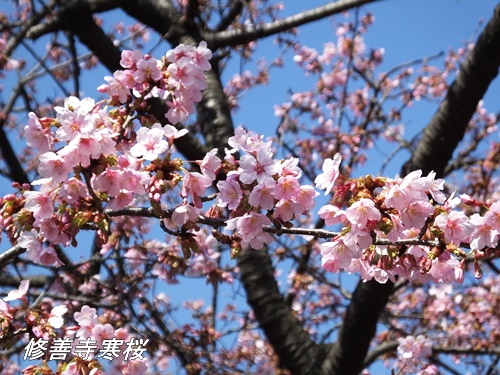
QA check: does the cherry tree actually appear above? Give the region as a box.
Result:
[0,1,499,374]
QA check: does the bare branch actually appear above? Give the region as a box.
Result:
[0,246,25,270]
[202,0,378,49]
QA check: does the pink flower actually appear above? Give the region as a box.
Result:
[75,305,98,326]
[59,178,88,204]
[18,231,63,267]
[321,236,360,273]
[35,246,64,266]
[167,57,198,89]
[345,198,381,228]
[130,125,168,160]
[315,153,341,195]
[193,41,212,71]
[36,218,69,245]
[19,231,64,266]
[397,335,432,371]
[295,185,318,211]
[172,204,199,226]
[486,201,500,231]
[239,148,279,184]
[217,175,243,210]
[384,183,409,212]
[434,211,474,244]
[91,323,115,347]
[55,105,96,142]
[273,199,303,222]
[24,112,54,152]
[92,167,123,197]
[226,213,273,250]
[425,171,446,204]
[182,171,212,208]
[23,190,54,220]
[166,98,191,124]
[133,57,162,83]
[123,360,149,375]
[278,157,302,178]
[120,50,143,69]
[400,201,434,229]
[3,280,29,302]
[166,44,196,63]
[248,178,276,210]
[163,124,189,143]
[318,205,344,226]
[75,305,98,339]
[98,72,132,103]
[275,176,300,201]
[469,213,498,250]
[38,151,73,183]
[369,267,396,284]
[199,148,221,180]
[107,191,134,210]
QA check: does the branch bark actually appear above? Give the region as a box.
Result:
[202,0,378,49]
[402,4,500,178]
[237,248,325,374]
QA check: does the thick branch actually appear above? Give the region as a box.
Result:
[237,248,323,374]
[58,0,122,73]
[196,69,234,154]
[321,281,394,374]
[402,4,500,178]
[214,0,245,32]
[202,0,378,49]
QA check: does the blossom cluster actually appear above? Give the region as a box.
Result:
[98,41,212,124]
[0,42,212,267]
[218,126,318,250]
[316,154,500,283]
[395,335,435,374]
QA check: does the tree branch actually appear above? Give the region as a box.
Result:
[202,0,378,49]
[402,3,500,178]
[237,247,323,374]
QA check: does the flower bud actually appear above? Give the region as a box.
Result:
[473,261,482,279]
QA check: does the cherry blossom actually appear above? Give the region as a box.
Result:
[130,124,169,160]
[24,112,54,152]
[38,152,74,183]
[345,198,381,228]
[3,280,29,302]
[239,148,279,184]
[434,211,474,244]
[315,153,342,195]
[217,174,243,210]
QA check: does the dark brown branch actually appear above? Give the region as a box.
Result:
[202,0,378,49]
[402,4,500,178]
[0,83,30,185]
[0,275,49,288]
[214,0,245,32]
[26,0,122,40]
[0,246,25,270]
[320,280,394,374]
[363,341,399,367]
[58,0,122,73]
[237,247,323,374]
